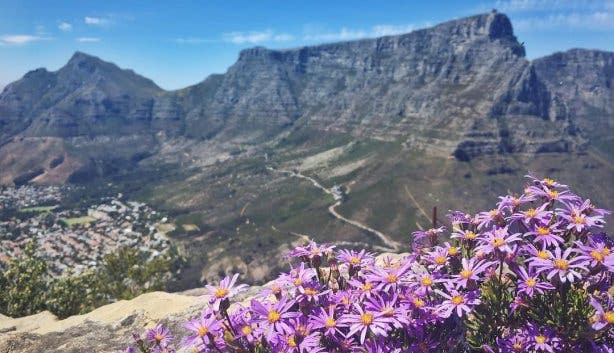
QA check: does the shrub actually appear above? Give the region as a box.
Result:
[123,175,613,353]
[0,245,178,319]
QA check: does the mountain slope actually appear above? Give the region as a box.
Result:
[0,11,612,285]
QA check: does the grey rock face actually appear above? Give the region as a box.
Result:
[0,12,611,183]
[532,49,614,140]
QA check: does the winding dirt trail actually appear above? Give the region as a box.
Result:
[267,166,401,251]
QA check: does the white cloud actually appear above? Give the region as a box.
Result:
[58,22,72,32]
[514,11,614,30]
[84,16,109,26]
[303,23,422,42]
[77,37,101,42]
[0,34,50,45]
[222,30,294,44]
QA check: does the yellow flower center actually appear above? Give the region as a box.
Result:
[465,232,477,240]
[537,251,549,259]
[604,311,614,324]
[294,278,303,286]
[413,298,425,308]
[268,310,281,323]
[360,313,373,325]
[543,178,555,186]
[288,336,297,347]
[386,274,398,283]
[435,256,447,265]
[460,269,473,279]
[362,283,373,291]
[489,209,498,217]
[349,257,360,265]
[548,190,559,199]
[448,247,459,256]
[590,250,604,262]
[573,216,585,224]
[525,208,537,217]
[241,325,253,335]
[525,278,536,287]
[155,334,163,342]
[197,326,208,337]
[214,287,229,298]
[536,227,550,236]
[325,317,336,328]
[554,259,569,270]
[451,295,464,305]
[311,249,320,255]
[304,287,318,296]
[513,343,522,351]
[421,276,433,287]
[492,237,505,247]
[535,335,547,344]
[602,248,611,256]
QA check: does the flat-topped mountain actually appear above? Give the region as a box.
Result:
[0,11,612,286]
[2,13,605,159]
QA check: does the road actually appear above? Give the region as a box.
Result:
[267,166,401,251]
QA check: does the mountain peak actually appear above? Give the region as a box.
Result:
[67,51,102,64]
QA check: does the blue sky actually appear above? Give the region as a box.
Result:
[0,0,613,91]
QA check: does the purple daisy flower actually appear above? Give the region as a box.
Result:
[364,294,409,329]
[145,324,173,347]
[336,249,375,270]
[525,323,560,353]
[476,208,504,230]
[424,246,451,269]
[527,184,579,204]
[454,257,494,288]
[434,287,481,318]
[250,296,301,341]
[515,266,554,297]
[364,259,412,291]
[575,240,611,268]
[525,174,568,189]
[451,229,480,241]
[202,273,248,311]
[270,317,323,353]
[508,204,550,226]
[279,262,317,289]
[183,311,223,348]
[411,226,446,241]
[340,304,391,344]
[475,226,522,255]
[527,223,565,247]
[532,247,589,283]
[309,305,346,337]
[410,272,444,295]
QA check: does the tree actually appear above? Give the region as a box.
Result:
[1,241,48,317]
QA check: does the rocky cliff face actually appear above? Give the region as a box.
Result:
[533,49,614,141]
